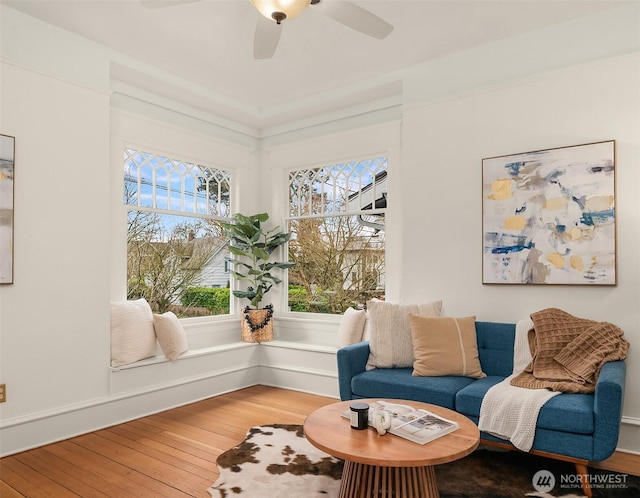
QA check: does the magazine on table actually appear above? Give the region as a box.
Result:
[341,400,460,445]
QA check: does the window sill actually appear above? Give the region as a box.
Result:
[110,341,255,371]
[261,340,337,354]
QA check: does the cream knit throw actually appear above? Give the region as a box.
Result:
[478,319,560,452]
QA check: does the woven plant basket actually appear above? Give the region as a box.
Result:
[241,307,274,343]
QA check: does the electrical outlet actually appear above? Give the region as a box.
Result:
[0,384,6,403]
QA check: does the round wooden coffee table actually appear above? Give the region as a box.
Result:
[304,399,479,498]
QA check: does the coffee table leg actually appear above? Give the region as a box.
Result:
[339,460,440,498]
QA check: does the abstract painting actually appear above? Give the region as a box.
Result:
[482,141,616,285]
[1,134,15,284]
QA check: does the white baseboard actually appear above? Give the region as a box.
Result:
[1,339,638,457]
[617,417,640,454]
[0,339,336,457]
[0,366,260,457]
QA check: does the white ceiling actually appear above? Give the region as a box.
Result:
[3,0,631,131]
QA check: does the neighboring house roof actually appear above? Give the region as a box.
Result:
[182,236,228,270]
[348,170,387,232]
[129,236,228,270]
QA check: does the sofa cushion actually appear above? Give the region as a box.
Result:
[537,394,595,434]
[454,376,506,416]
[475,322,515,377]
[455,378,594,434]
[410,315,486,379]
[365,300,442,370]
[351,367,474,409]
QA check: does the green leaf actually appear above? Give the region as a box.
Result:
[234,213,253,225]
[228,246,251,258]
[273,261,296,269]
[249,230,261,244]
[233,290,256,300]
[233,261,254,271]
[229,270,249,281]
[262,261,295,272]
[252,247,270,261]
[252,213,269,223]
[267,232,291,245]
[251,286,264,308]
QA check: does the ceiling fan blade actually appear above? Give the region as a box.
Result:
[140,0,201,8]
[315,0,393,39]
[254,16,282,60]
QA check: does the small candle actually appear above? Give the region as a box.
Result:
[349,402,369,430]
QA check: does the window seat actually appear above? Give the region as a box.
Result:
[110,341,255,371]
[108,338,340,399]
[110,340,337,371]
[260,340,337,354]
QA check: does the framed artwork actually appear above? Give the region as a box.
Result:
[1,134,15,284]
[482,140,616,285]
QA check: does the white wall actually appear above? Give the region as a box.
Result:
[264,53,640,453]
[0,55,267,455]
[0,6,265,456]
[1,3,639,456]
[399,54,640,452]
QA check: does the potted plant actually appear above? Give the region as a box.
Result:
[221,212,295,342]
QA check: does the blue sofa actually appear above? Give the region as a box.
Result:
[337,321,626,495]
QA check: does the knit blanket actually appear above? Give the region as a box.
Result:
[511,308,629,394]
[479,319,560,451]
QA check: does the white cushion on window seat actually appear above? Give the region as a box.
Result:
[110,298,157,367]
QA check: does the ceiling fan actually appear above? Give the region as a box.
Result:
[140,0,394,60]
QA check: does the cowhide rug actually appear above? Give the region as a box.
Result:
[209,424,341,497]
[208,424,639,498]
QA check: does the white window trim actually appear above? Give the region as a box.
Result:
[123,145,235,319]
[283,155,388,317]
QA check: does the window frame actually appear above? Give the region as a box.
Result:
[284,155,388,316]
[123,145,235,321]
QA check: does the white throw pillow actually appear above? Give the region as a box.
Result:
[365,299,442,370]
[336,307,367,348]
[110,298,157,367]
[154,311,189,361]
[362,314,371,341]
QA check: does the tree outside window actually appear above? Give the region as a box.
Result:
[124,148,232,317]
[287,158,387,314]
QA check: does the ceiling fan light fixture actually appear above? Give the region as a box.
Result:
[251,0,311,24]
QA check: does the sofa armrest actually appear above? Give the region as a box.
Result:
[593,360,626,461]
[336,341,370,401]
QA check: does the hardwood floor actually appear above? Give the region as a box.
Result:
[1,386,638,497]
[0,386,336,498]
[591,450,640,477]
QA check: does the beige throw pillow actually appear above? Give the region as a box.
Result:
[154,311,189,361]
[110,298,157,367]
[362,314,371,341]
[336,307,367,348]
[409,315,486,379]
[365,300,442,370]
